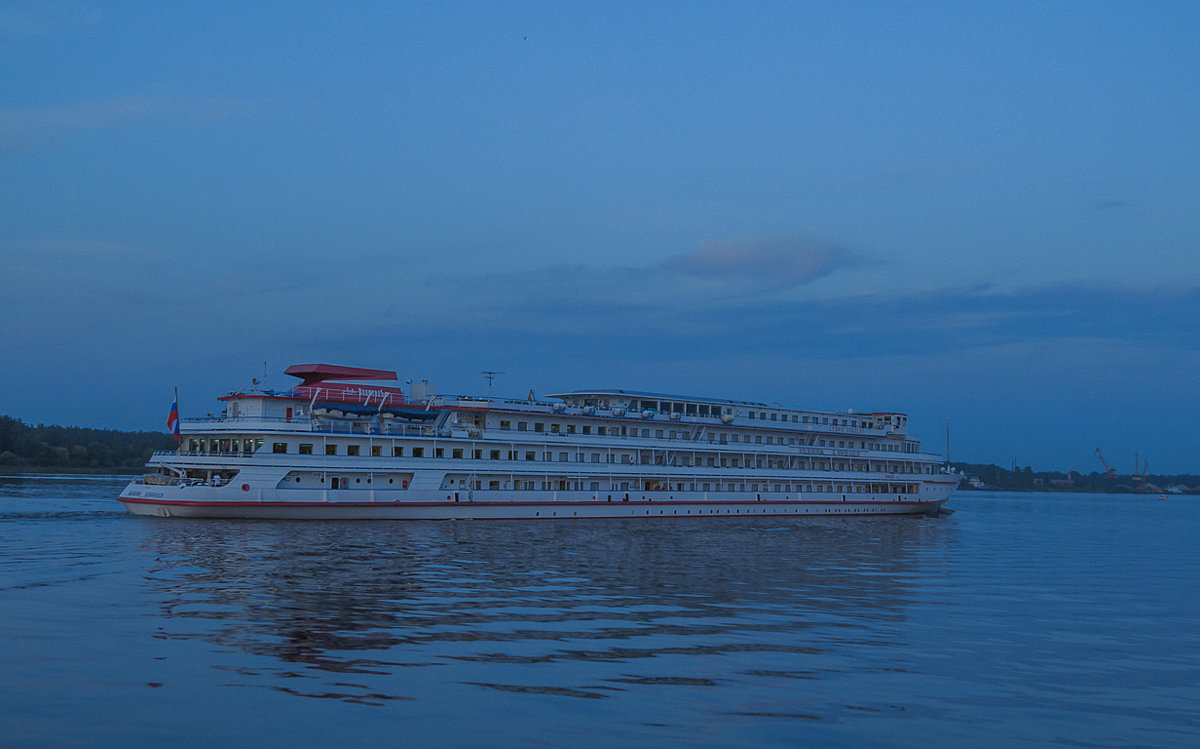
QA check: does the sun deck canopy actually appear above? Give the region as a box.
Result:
[284,364,399,388]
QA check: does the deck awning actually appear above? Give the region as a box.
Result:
[284,364,399,387]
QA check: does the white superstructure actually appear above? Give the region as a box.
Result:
[119,364,957,519]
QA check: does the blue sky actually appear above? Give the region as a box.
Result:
[2,1,1198,474]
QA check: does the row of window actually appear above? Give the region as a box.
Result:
[446,478,921,493]
[493,421,910,451]
[265,440,928,473]
[494,419,890,441]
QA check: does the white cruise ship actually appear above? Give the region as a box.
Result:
[119,364,958,519]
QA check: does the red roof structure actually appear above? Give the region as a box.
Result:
[283,364,399,388]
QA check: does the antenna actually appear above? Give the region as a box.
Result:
[481,370,503,394]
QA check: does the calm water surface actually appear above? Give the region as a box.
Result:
[2,475,1197,747]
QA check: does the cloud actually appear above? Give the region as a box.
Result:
[664,236,855,290]
[0,96,258,151]
[410,277,1200,363]
[0,2,100,34]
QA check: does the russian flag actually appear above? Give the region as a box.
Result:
[167,399,180,440]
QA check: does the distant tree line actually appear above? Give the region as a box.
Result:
[952,462,1200,493]
[0,414,176,471]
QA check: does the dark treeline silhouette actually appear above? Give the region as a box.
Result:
[0,415,176,471]
[953,462,1200,493]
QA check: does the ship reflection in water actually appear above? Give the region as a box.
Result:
[140,515,953,713]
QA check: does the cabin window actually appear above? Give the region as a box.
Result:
[524,451,535,461]
[298,443,313,455]
[535,422,545,432]
[490,450,501,460]
[559,452,568,462]
[771,413,778,421]
[412,447,425,458]
[325,444,338,455]
[473,449,482,459]
[453,448,464,458]
[273,442,287,454]
[566,424,576,434]
[372,446,382,457]
[435,448,444,458]
[591,453,601,462]
[749,412,755,420]
[393,446,404,457]
[517,421,528,431]
[597,426,607,435]
[500,420,511,430]
[508,450,517,460]
[641,429,650,438]
[655,429,663,438]
[582,425,591,435]
[346,445,360,456]
[551,424,561,433]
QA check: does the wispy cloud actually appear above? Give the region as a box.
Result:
[0,2,100,34]
[0,96,258,150]
[663,236,855,290]
[408,275,1200,361]
[431,235,860,323]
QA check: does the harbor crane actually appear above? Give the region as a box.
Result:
[1093,448,1118,479]
[1132,453,1148,485]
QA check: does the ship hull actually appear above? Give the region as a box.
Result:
[118,488,951,520]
